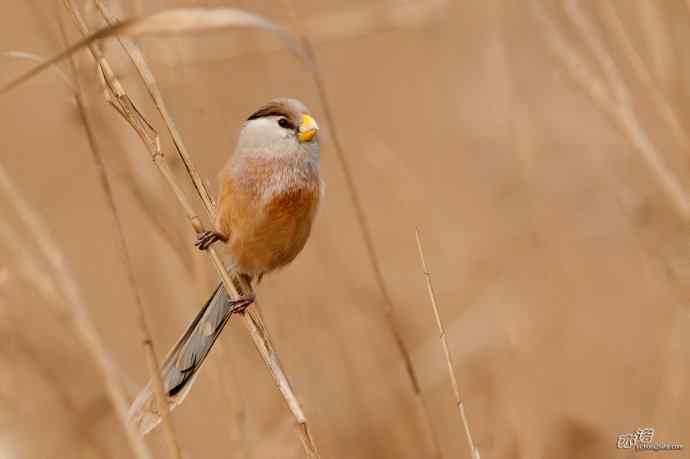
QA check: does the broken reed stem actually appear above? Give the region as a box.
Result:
[94,0,216,221]
[0,164,152,459]
[279,2,442,456]
[415,228,480,459]
[53,4,190,270]
[65,2,319,457]
[59,12,182,459]
[530,0,690,221]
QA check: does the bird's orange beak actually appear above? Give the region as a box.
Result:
[298,114,319,143]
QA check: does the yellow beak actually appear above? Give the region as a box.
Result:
[298,114,319,143]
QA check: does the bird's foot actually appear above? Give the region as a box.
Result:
[195,231,227,251]
[228,294,255,314]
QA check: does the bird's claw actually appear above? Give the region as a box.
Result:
[228,295,255,314]
[195,231,226,251]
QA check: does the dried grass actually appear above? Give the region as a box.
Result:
[597,1,688,151]
[0,164,153,459]
[530,0,690,221]
[17,3,321,457]
[1,2,689,458]
[0,220,60,304]
[1,51,75,93]
[0,7,310,95]
[415,228,480,459]
[58,6,182,457]
[280,2,445,457]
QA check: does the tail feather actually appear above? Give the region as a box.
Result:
[128,282,233,434]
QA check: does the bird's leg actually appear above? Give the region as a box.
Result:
[228,294,255,315]
[195,230,227,251]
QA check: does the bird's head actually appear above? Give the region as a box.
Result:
[238,98,319,159]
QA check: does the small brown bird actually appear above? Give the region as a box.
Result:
[129,98,322,433]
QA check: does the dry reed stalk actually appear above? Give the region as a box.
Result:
[561,1,630,104]
[279,1,444,457]
[58,9,183,457]
[562,2,690,312]
[1,211,140,400]
[56,3,319,457]
[597,1,688,151]
[185,205,247,456]
[0,164,152,459]
[1,49,190,270]
[187,241,250,458]
[1,8,308,95]
[1,51,75,92]
[415,228,480,459]
[530,0,690,221]
[634,0,676,86]
[0,220,60,303]
[90,3,318,456]
[93,1,216,219]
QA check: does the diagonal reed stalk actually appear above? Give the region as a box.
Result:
[60,2,319,456]
[415,228,480,459]
[1,48,190,274]
[530,0,690,222]
[279,1,444,457]
[0,220,59,303]
[58,8,182,458]
[93,0,216,220]
[0,163,153,459]
[596,1,688,151]
[1,51,75,92]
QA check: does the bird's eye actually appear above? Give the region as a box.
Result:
[278,118,291,129]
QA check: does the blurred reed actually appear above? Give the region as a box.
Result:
[60,3,182,457]
[530,0,690,221]
[46,3,321,457]
[0,164,153,459]
[280,1,445,457]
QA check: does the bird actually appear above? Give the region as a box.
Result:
[128,98,322,434]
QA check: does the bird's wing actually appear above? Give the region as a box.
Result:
[128,274,240,434]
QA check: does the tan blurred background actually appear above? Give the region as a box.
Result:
[1,0,689,458]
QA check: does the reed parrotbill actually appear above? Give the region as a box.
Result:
[129,98,322,433]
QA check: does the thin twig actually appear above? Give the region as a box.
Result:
[0,164,152,459]
[415,228,479,459]
[59,9,182,458]
[64,2,320,456]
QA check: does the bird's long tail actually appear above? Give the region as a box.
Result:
[128,281,238,434]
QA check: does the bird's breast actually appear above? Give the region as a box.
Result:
[216,159,320,277]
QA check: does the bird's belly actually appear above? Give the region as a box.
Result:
[229,222,311,276]
[227,186,319,277]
